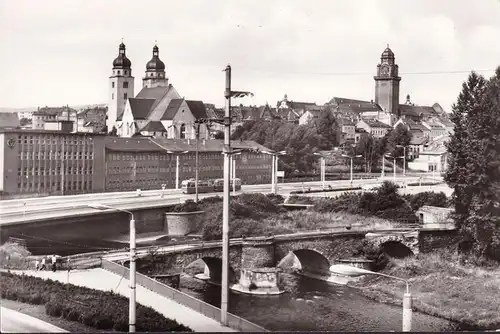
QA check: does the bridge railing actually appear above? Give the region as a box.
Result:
[101,259,267,332]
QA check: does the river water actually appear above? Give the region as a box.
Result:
[180,273,458,332]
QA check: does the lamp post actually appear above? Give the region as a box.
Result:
[221,64,253,325]
[341,154,362,187]
[385,153,404,183]
[330,264,412,332]
[313,152,328,190]
[262,150,286,194]
[395,145,406,180]
[88,204,136,333]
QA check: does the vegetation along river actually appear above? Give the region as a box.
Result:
[180,273,463,332]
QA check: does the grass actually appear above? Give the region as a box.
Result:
[351,251,500,330]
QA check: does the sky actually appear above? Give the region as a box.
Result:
[1,0,500,111]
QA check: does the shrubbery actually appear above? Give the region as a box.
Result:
[0,272,192,332]
[290,186,361,195]
[169,199,202,213]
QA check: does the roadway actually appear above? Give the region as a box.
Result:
[0,306,67,333]
[0,176,444,225]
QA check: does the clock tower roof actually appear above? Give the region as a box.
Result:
[381,45,395,60]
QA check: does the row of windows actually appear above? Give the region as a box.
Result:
[107,152,267,162]
[18,181,92,193]
[18,167,93,176]
[20,152,94,160]
[18,135,93,145]
[111,93,128,100]
[111,81,129,89]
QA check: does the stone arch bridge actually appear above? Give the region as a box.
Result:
[124,227,455,281]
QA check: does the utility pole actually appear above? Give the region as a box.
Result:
[195,122,200,203]
[221,65,232,325]
[220,65,253,325]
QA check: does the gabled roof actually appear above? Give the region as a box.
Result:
[399,104,438,118]
[329,97,381,114]
[286,101,317,110]
[0,112,20,128]
[136,86,172,117]
[129,98,156,120]
[141,121,166,132]
[162,99,184,121]
[186,100,208,120]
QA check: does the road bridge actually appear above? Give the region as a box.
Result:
[95,226,454,284]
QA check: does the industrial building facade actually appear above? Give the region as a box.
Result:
[0,129,272,198]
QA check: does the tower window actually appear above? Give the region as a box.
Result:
[118,70,121,75]
[112,93,114,100]
[124,93,128,100]
[125,70,128,75]
[123,82,129,88]
[112,82,115,88]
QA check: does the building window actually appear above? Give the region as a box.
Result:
[180,124,186,139]
[124,93,128,100]
[112,93,114,100]
[118,70,121,75]
[123,82,129,89]
[112,82,115,88]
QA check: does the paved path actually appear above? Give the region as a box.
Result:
[9,269,235,333]
[1,306,68,333]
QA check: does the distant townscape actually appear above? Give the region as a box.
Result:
[0,43,452,199]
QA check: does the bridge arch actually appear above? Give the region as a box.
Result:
[278,249,331,275]
[380,241,414,259]
[184,257,237,283]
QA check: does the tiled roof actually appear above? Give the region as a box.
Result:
[141,121,166,132]
[33,106,77,116]
[104,137,270,153]
[329,97,381,115]
[0,112,20,128]
[129,98,156,120]
[136,86,172,116]
[186,100,208,120]
[363,119,392,128]
[339,118,355,126]
[162,99,184,120]
[289,101,317,110]
[399,104,438,118]
[410,136,428,145]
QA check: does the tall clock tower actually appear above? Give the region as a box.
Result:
[374,45,401,123]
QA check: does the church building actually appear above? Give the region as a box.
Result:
[107,42,209,139]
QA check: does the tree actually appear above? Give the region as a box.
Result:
[355,134,383,173]
[445,71,487,231]
[213,130,224,139]
[386,123,412,158]
[445,69,500,260]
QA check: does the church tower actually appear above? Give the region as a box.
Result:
[108,42,134,133]
[374,45,401,122]
[142,44,168,88]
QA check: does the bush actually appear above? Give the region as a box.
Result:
[403,191,449,211]
[45,302,63,317]
[0,242,32,269]
[1,272,192,332]
[170,200,201,213]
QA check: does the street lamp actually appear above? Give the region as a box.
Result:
[313,152,328,190]
[395,145,406,179]
[221,64,253,326]
[341,154,362,186]
[385,153,404,183]
[330,264,412,332]
[262,150,286,194]
[88,204,136,333]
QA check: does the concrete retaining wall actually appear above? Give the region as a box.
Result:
[165,211,204,236]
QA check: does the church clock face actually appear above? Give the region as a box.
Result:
[380,65,390,76]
